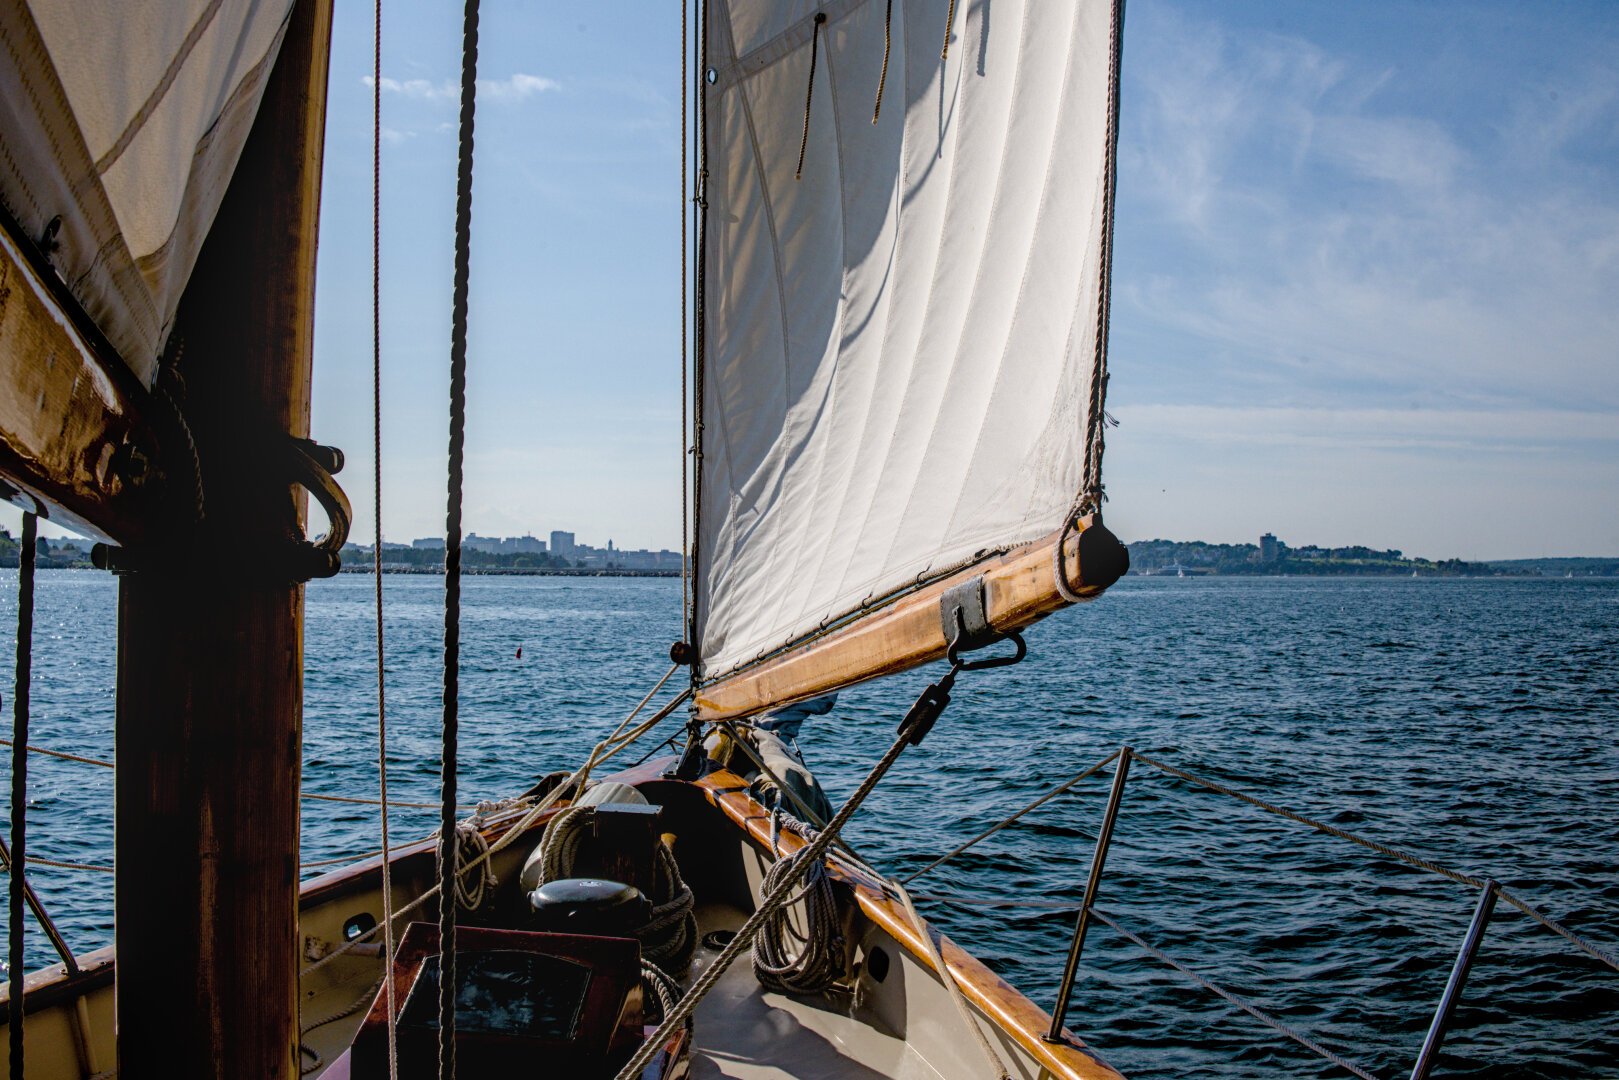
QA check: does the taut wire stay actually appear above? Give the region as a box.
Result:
[370,0,398,1075]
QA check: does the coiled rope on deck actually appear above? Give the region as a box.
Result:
[531,803,697,970]
[750,812,844,995]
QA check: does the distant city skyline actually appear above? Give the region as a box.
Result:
[5,2,1617,560]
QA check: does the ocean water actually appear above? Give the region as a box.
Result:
[2,571,1615,1078]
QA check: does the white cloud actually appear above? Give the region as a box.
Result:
[363,73,559,104]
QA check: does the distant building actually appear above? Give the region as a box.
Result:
[504,534,547,554]
[412,537,446,550]
[550,531,576,557]
[464,533,503,553]
[1259,533,1282,562]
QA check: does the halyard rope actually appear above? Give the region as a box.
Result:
[370,0,399,1070]
[438,0,480,1072]
[9,510,37,1079]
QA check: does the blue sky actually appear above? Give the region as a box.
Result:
[16,2,1619,559]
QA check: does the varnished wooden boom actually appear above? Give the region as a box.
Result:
[0,220,160,543]
[694,516,1129,722]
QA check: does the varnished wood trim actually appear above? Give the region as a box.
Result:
[694,768,1125,1080]
[694,516,1128,722]
[0,219,161,543]
[0,946,113,1017]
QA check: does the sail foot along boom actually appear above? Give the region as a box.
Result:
[693,514,1127,723]
[691,0,1126,700]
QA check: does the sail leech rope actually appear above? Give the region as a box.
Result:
[439,0,480,1074]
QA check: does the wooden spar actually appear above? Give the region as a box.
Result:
[0,217,162,544]
[113,2,333,1078]
[693,515,1129,722]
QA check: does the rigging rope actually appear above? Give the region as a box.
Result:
[750,812,844,995]
[1079,0,1125,514]
[1088,906,1381,1080]
[371,0,399,1073]
[438,0,480,1074]
[901,749,1119,884]
[1129,752,1619,974]
[940,0,958,60]
[8,511,36,1080]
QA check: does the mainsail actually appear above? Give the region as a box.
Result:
[694,0,1120,683]
[0,1,295,385]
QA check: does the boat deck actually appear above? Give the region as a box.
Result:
[689,904,944,1080]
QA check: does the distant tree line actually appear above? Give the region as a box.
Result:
[1126,538,1513,576]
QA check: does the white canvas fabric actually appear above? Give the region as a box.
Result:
[696,0,1114,679]
[0,1,294,385]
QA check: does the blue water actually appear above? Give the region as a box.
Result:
[2,571,1616,1078]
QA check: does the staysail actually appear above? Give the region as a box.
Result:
[694,0,1120,685]
[0,1,295,386]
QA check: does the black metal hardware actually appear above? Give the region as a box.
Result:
[1046,746,1132,1043]
[1410,879,1498,1080]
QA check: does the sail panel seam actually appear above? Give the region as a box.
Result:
[92,0,227,177]
[711,0,871,96]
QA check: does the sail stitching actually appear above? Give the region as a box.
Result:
[709,0,869,95]
[0,7,161,368]
[92,0,226,177]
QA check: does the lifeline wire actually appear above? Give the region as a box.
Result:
[438,0,480,1074]
[8,512,35,1080]
[370,0,399,1074]
[1089,905,1381,1080]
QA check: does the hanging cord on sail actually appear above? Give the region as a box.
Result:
[369,0,398,1075]
[872,0,893,123]
[795,13,828,179]
[614,648,1008,1080]
[941,0,958,60]
[751,811,845,995]
[438,0,480,1075]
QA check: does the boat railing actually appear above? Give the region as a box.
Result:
[905,745,1619,1080]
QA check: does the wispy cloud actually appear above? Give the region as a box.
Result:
[362,73,560,103]
[1117,6,1619,417]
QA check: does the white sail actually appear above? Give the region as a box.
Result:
[695,0,1117,680]
[0,1,295,385]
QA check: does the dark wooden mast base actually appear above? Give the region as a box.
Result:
[113,2,332,1076]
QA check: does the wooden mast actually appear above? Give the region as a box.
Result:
[113,2,333,1076]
